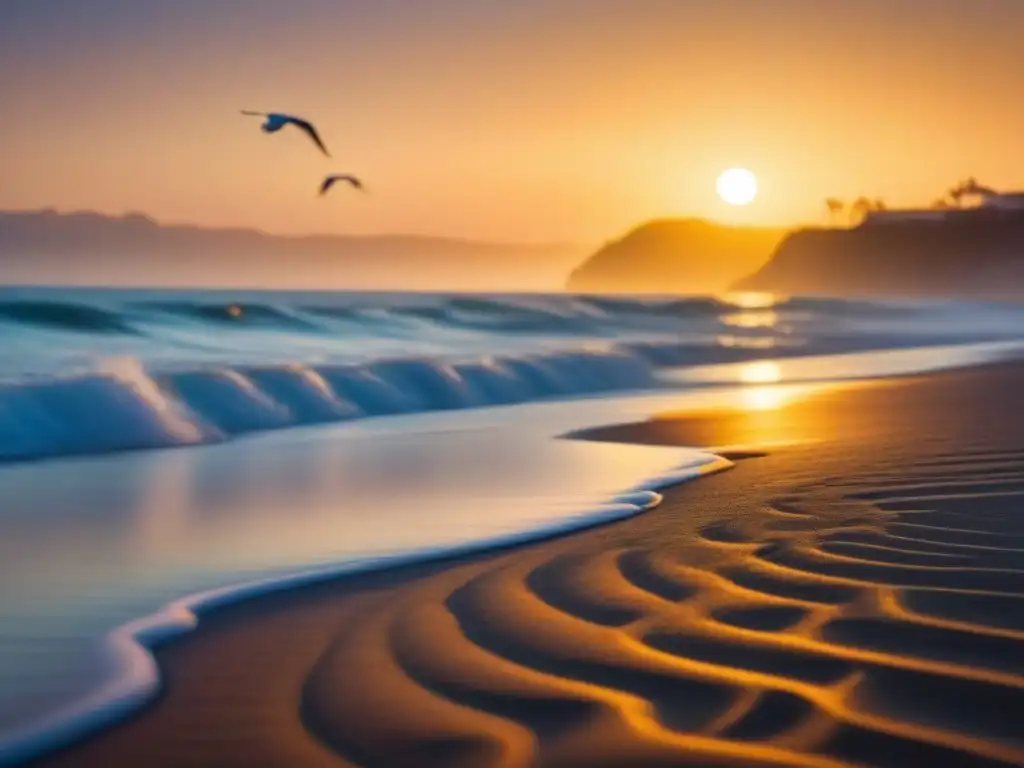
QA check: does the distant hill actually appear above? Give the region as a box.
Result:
[0,209,586,291]
[734,212,1024,298]
[565,219,786,294]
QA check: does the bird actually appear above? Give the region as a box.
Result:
[319,174,365,196]
[240,110,330,157]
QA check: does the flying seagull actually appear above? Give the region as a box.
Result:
[240,110,330,157]
[319,174,364,196]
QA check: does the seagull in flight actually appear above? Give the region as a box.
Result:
[240,110,330,157]
[319,174,365,196]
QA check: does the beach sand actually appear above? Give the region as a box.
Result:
[31,362,1024,767]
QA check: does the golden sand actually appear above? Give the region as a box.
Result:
[34,364,1024,767]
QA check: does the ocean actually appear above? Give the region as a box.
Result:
[2,286,1024,763]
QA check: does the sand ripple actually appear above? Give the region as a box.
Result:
[286,450,1024,766]
[33,436,1024,768]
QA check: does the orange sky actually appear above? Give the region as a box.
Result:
[3,0,1024,243]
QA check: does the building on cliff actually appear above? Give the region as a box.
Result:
[733,182,1024,298]
[862,186,1024,225]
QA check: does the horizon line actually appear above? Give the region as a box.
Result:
[1,206,596,249]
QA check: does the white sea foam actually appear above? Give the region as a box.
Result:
[4,337,1021,465]
[0,451,730,766]
[2,288,1022,465]
[0,348,663,462]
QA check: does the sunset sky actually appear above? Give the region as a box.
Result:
[3,0,1024,243]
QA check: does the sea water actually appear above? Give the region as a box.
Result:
[1,287,1024,763]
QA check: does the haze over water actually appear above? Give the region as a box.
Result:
[5,1,1024,244]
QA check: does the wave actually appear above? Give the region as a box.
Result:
[0,453,732,766]
[0,347,667,463]
[389,299,603,334]
[4,329,1021,465]
[2,289,1020,464]
[137,300,328,331]
[0,300,138,334]
[0,292,957,338]
[580,295,735,317]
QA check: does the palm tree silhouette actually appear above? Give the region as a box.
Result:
[849,196,874,225]
[947,180,966,208]
[825,197,845,225]
[947,177,997,208]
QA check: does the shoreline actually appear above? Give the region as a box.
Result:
[29,360,1024,767]
[0,453,732,767]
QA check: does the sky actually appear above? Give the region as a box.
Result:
[3,0,1024,243]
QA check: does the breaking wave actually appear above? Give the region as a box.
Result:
[2,289,1022,464]
[0,293,955,337]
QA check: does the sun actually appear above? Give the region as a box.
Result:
[716,168,758,206]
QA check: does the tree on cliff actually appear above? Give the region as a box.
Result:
[825,198,845,225]
[948,177,998,208]
[849,196,875,225]
[948,181,967,208]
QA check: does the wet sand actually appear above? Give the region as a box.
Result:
[31,362,1024,767]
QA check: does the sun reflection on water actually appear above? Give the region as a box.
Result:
[739,360,782,384]
[721,310,779,329]
[739,385,790,411]
[717,291,781,310]
[717,335,783,350]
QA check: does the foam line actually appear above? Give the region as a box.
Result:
[4,337,1020,466]
[0,452,731,766]
[0,347,660,464]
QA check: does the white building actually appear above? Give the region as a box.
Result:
[861,209,948,224]
[980,192,1024,210]
[859,186,1024,225]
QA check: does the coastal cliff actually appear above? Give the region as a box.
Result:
[734,213,1024,297]
[566,219,784,294]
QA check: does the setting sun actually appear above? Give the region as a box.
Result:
[716,168,758,206]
